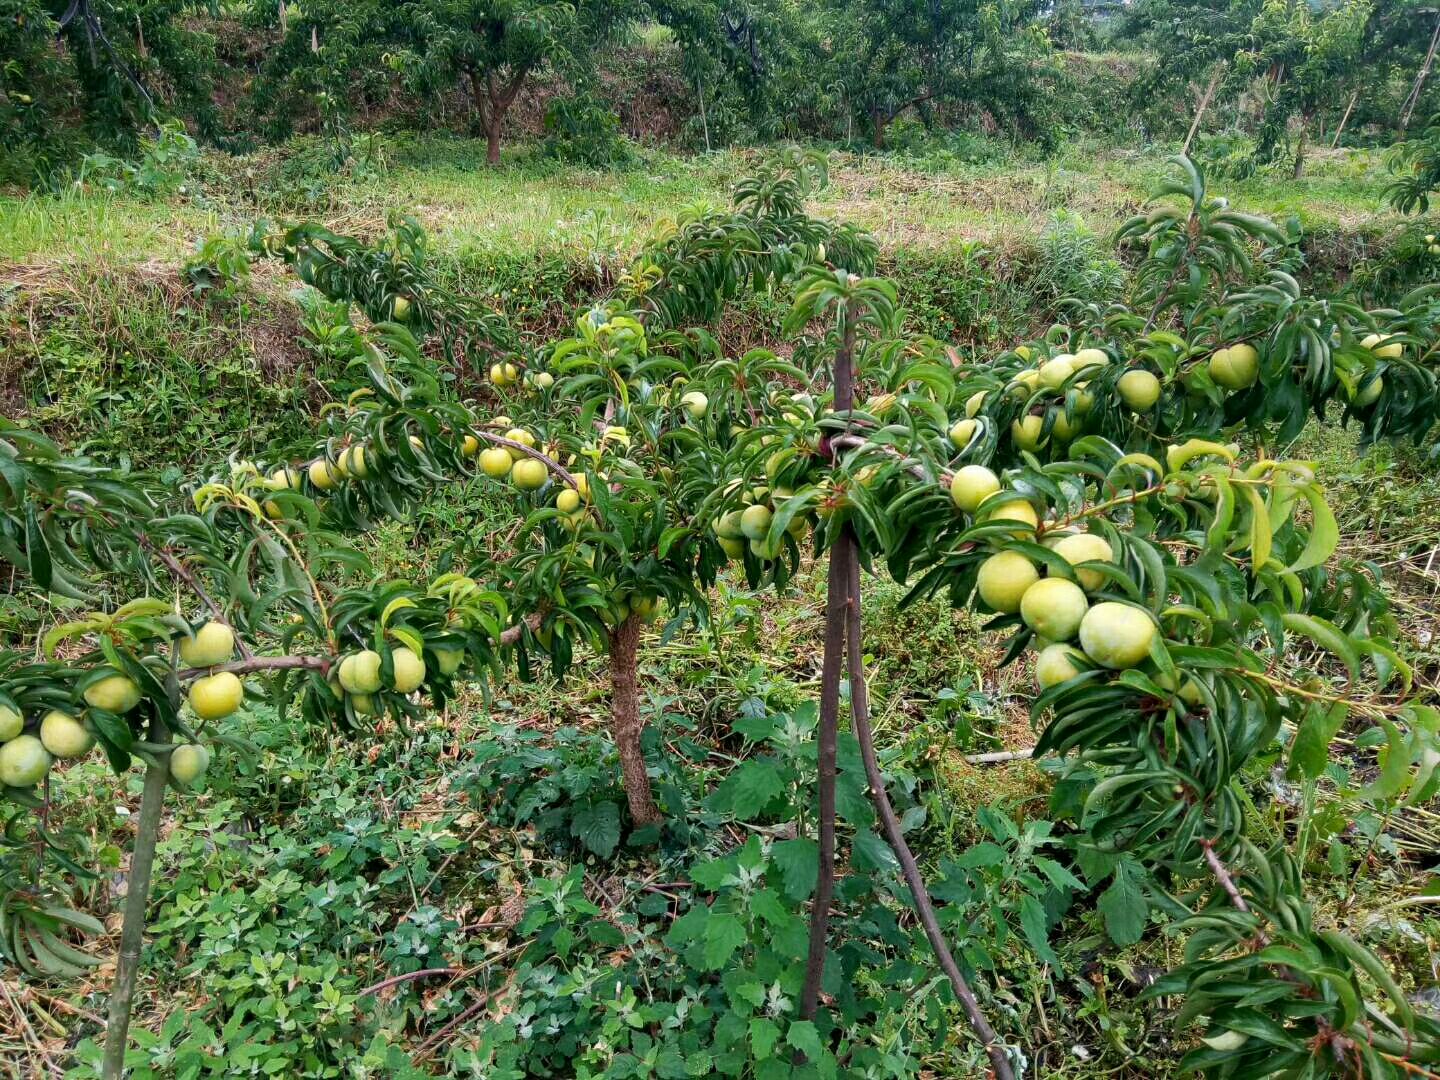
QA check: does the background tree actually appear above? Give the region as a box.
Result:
[817,0,1053,149]
[1241,0,1372,177]
[1116,0,1258,149]
[254,0,633,164]
[1385,111,1440,212]
[398,0,630,164]
[1,0,216,180]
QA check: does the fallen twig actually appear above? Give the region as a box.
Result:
[963,748,1034,765]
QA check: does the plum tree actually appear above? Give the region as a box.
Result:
[772,256,1439,1076]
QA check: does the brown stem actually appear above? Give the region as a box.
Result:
[147,542,255,660]
[800,305,859,1021]
[174,612,538,682]
[498,612,542,647]
[414,989,497,1059]
[843,553,1014,1080]
[176,654,330,681]
[355,966,460,999]
[829,433,951,486]
[799,527,850,1019]
[1199,839,1251,915]
[101,713,171,1079]
[472,431,578,489]
[608,614,662,827]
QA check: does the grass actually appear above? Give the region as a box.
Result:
[20,548,1142,1075]
[3,134,1409,470]
[0,136,1402,269]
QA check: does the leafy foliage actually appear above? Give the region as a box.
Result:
[543,90,634,166]
[1385,113,1440,214]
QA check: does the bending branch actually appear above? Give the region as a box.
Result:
[174,612,541,681]
[141,538,256,660]
[1199,838,1252,916]
[843,552,1014,1080]
[472,431,579,489]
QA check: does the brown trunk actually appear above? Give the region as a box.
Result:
[1293,120,1307,179]
[799,307,858,1022]
[101,716,171,1079]
[464,65,530,166]
[608,615,661,827]
[466,70,486,137]
[799,527,850,1020]
[486,118,502,166]
[871,110,887,149]
[841,554,1013,1080]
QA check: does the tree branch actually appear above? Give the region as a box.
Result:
[829,432,953,486]
[176,655,331,681]
[145,541,256,660]
[472,430,578,489]
[174,612,540,681]
[1199,838,1251,915]
[356,967,460,999]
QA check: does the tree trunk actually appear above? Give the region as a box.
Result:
[608,615,661,827]
[465,69,509,165]
[1183,65,1224,156]
[841,554,1014,1080]
[800,307,857,1021]
[871,110,887,149]
[466,70,486,138]
[101,716,171,1080]
[1293,119,1307,180]
[799,527,850,1020]
[1401,12,1440,133]
[466,66,530,166]
[486,117,503,166]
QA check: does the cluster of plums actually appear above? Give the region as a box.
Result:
[0,621,243,791]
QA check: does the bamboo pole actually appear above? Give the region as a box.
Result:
[1183,65,1224,155]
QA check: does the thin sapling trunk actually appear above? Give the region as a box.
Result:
[799,306,857,1019]
[101,715,171,1080]
[798,528,850,1019]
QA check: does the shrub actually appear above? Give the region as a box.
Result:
[543,91,635,167]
